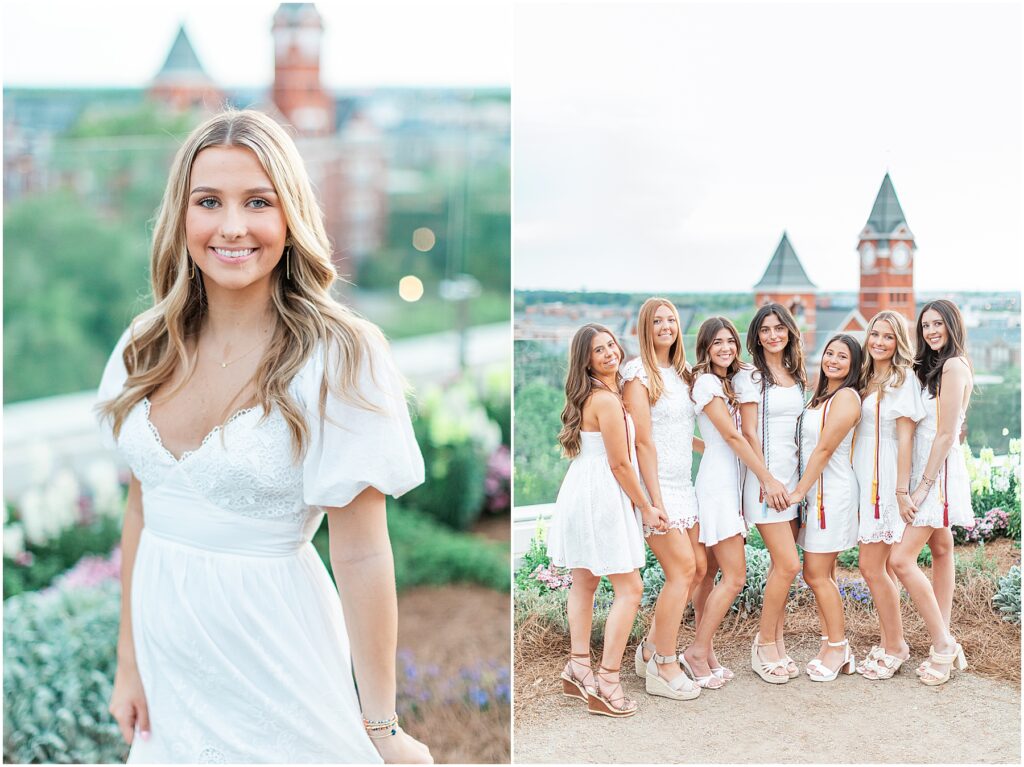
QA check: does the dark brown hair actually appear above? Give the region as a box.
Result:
[746,302,807,391]
[808,334,863,409]
[689,316,744,409]
[557,323,623,458]
[914,299,972,397]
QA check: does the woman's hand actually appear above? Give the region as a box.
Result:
[372,728,433,764]
[788,488,805,507]
[642,505,669,533]
[763,477,790,511]
[109,661,149,745]
[910,483,929,510]
[897,493,918,524]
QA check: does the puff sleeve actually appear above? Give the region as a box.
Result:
[692,373,727,415]
[95,327,133,449]
[619,357,649,391]
[296,334,425,509]
[886,374,927,423]
[732,367,760,404]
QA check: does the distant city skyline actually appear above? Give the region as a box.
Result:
[2,1,511,88]
[514,2,1022,293]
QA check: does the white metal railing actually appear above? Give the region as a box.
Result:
[512,503,553,567]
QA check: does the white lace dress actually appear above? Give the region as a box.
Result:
[734,368,803,525]
[693,374,747,547]
[620,359,699,533]
[852,375,926,545]
[96,329,424,764]
[910,386,974,528]
[546,416,645,576]
[796,395,860,554]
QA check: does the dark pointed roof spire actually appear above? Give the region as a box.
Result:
[753,231,816,290]
[155,25,209,80]
[865,173,909,235]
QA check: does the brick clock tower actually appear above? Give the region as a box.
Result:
[857,173,916,324]
[271,3,334,136]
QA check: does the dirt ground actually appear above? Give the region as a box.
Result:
[513,639,1020,764]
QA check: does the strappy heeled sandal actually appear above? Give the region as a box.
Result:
[587,665,639,718]
[708,657,735,682]
[805,639,856,683]
[634,638,654,679]
[560,652,596,702]
[861,651,907,681]
[751,634,790,684]
[679,648,725,689]
[645,652,700,701]
[855,645,884,675]
[920,643,967,687]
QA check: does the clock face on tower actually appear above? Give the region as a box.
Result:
[861,242,876,268]
[892,243,911,269]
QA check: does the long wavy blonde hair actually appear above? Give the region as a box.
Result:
[635,297,689,405]
[98,109,382,459]
[688,316,745,409]
[860,310,915,392]
[557,323,623,458]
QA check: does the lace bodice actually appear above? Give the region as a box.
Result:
[621,358,696,482]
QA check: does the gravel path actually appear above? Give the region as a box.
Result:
[514,658,1020,763]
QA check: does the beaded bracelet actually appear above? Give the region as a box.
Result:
[364,714,399,739]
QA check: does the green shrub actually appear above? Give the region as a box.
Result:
[837,547,859,569]
[3,583,125,764]
[993,565,1021,624]
[745,527,766,550]
[954,542,999,582]
[313,504,508,592]
[4,516,122,600]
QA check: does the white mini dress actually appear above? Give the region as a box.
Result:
[546,414,646,576]
[796,392,860,553]
[97,326,424,764]
[734,368,804,525]
[852,374,927,545]
[620,358,699,533]
[693,373,747,547]
[910,384,974,528]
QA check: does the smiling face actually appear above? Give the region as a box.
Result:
[867,319,897,363]
[651,304,678,350]
[920,308,949,352]
[757,312,789,354]
[821,340,852,382]
[589,331,621,376]
[185,145,287,293]
[709,327,737,373]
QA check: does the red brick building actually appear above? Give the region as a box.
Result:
[753,231,818,350]
[857,172,916,324]
[147,26,223,112]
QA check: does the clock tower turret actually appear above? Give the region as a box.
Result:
[857,173,916,323]
[271,3,334,136]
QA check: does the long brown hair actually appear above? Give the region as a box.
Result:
[635,297,689,404]
[914,299,972,397]
[746,302,807,391]
[808,334,863,408]
[558,323,623,458]
[860,310,915,392]
[97,109,382,459]
[688,316,744,409]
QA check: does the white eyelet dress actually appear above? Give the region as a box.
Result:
[693,373,747,547]
[546,412,646,576]
[852,375,926,545]
[795,394,860,553]
[910,385,974,528]
[97,327,424,764]
[733,368,804,525]
[620,358,699,534]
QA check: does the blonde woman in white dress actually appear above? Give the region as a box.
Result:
[97,110,431,763]
[547,323,669,718]
[789,334,863,681]
[889,300,973,685]
[622,298,701,702]
[735,303,807,683]
[678,317,790,689]
[851,310,926,681]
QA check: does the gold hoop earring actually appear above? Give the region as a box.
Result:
[189,258,195,280]
[284,246,291,280]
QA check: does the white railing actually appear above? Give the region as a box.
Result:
[512,503,553,567]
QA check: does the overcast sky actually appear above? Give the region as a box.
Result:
[514,2,1022,293]
[2,1,511,88]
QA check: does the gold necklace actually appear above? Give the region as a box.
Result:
[209,332,271,369]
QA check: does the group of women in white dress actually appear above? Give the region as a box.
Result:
[547,296,975,717]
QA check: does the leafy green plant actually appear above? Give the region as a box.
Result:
[837,547,859,569]
[954,542,999,582]
[993,565,1021,624]
[3,583,126,764]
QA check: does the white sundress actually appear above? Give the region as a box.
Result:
[910,383,974,528]
[546,412,646,576]
[796,392,860,554]
[734,367,804,525]
[620,358,699,533]
[693,373,747,547]
[96,327,424,764]
[852,374,927,545]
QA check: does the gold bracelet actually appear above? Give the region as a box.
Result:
[364,713,399,739]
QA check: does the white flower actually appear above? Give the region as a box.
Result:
[84,460,122,517]
[994,473,1011,493]
[3,523,25,559]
